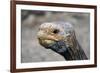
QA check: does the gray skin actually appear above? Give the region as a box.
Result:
[37,22,88,60]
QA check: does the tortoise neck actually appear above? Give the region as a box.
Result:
[60,43,88,60]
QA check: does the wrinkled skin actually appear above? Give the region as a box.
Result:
[37,22,88,60]
[39,40,88,60]
[47,41,67,53]
[44,40,73,60]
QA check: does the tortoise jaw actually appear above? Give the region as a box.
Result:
[38,38,56,48]
[38,38,67,53]
[47,41,67,53]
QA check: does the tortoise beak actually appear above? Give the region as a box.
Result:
[37,31,55,48]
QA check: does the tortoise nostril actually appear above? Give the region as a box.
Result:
[53,29,59,34]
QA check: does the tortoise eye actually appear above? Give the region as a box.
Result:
[53,29,59,34]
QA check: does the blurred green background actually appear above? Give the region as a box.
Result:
[21,10,90,63]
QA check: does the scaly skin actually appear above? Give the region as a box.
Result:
[37,22,88,60]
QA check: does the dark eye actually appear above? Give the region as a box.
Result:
[53,29,59,34]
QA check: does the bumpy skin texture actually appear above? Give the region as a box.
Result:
[37,22,88,60]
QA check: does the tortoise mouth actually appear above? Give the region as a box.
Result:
[38,38,67,53]
[38,38,56,48]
